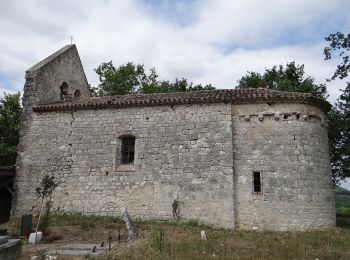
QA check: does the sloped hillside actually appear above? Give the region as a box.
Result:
[335,186,350,215]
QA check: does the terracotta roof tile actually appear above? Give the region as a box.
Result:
[33,88,331,112]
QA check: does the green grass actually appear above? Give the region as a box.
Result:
[86,189,350,259]
[37,216,350,259]
[0,213,125,235]
[48,213,123,228]
[335,186,350,215]
[3,212,350,259]
[3,190,350,259]
[93,223,350,260]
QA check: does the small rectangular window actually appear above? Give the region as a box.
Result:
[253,171,262,193]
[121,137,135,164]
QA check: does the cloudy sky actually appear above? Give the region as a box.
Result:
[1,0,350,103]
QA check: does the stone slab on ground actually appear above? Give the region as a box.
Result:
[46,243,112,256]
[0,236,9,245]
[0,235,22,259]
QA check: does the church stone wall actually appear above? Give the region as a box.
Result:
[232,103,336,230]
[12,103,235,228]
[12,45,336,231]
[12,99,336,231]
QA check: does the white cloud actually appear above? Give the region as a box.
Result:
[340,179,350,191]
[0,86,18,99]
[0,0,349,104]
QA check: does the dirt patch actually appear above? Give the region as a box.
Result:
[16,225,145,259]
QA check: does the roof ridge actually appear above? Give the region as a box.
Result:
[27,44,76,72]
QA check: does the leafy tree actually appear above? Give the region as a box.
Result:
[236,62,328,99]
[93,61,214,96]
[94,61,155,96]
[141,78,214,94]
[324,32,350,80]
[324,32,350,182]
[328,85,350,182]
[0,93,21,166]
[35,175,58,237]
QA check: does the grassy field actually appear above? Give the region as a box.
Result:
[335,186,350,215]
[1,188,350,259]
[1,213,350,260]
[334,186,350,228]
[102,222,350,260]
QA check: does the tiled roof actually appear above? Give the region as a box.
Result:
[33,88,331,112]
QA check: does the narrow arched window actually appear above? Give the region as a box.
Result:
[60,82,69,100]
[121,136,135,164]
[74,89,81,99]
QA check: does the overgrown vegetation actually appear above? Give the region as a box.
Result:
[91,61,214,96]
[324,32,350,183]
[0,92,21,166]
[2,213,350,259]
[236,62,328,98]
[335,187,350,215]
[35,175,58,235]
[333,186,350,228]
[46,213,124,229]
[93,216,350,260]
[172,198,181,221]
[327,85,350,183]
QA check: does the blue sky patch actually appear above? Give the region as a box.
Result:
[140,0,197,26]
[0,73,15,90]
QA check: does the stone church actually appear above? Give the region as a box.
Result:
[11,45,336,230]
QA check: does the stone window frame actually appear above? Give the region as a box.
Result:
[116,134,136,172]
[252,171,263,194]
